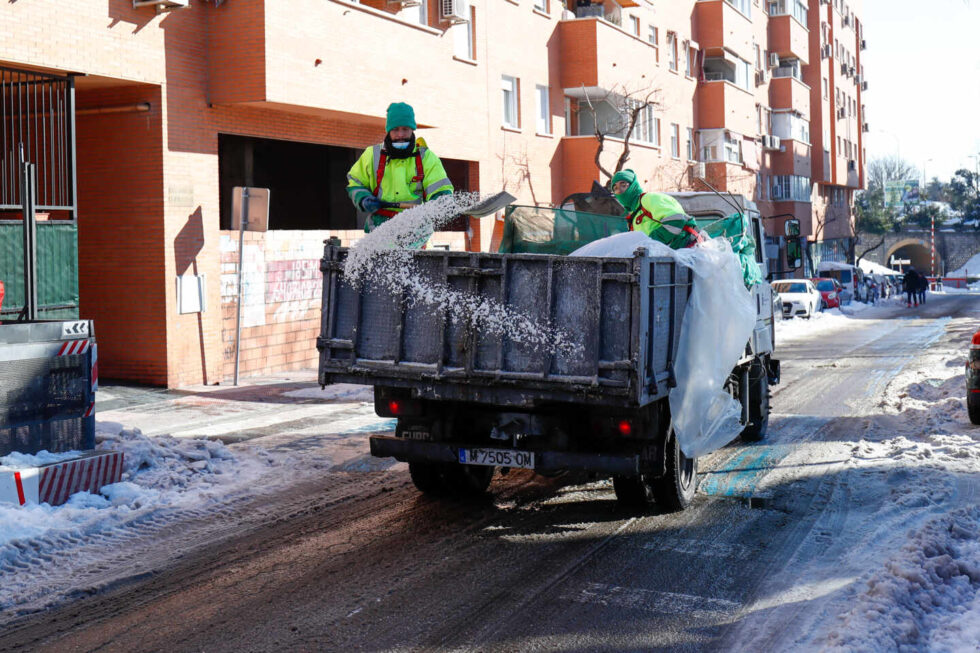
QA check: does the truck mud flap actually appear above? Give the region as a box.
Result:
[767,358,781,385]
[370,435,641,476]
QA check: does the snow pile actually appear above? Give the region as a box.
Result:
[825,507,980,652]
[345,193,578,354]
[569,230,675,258]
[948,252,980,278]
[775,302,877,342]
[0,449,80,470]
[0,425,295,612]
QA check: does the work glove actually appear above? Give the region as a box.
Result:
[360,196,381,214]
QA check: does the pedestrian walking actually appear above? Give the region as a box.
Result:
[903,268,919,307]
[918,273,928,305]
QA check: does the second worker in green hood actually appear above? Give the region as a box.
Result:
[610,169,703,249]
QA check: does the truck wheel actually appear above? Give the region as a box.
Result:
[969,392,980,425]
[613,474,655,509]
[443,464,494,496]
[741,359,770,442]
[409,462,448,495]
[652,432,698,511]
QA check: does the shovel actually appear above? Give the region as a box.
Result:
[379,191,517,218]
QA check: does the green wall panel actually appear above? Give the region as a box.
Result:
[0,222,79,320]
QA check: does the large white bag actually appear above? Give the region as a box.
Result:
[572,234,755,457]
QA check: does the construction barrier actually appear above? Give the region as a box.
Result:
[0,450,123,506]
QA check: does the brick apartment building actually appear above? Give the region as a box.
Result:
[0,0,867,388]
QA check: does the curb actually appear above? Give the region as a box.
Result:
[0,451,124,506]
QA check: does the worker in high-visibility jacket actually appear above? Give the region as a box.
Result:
[346,102,454,232]
[610,169,703,249]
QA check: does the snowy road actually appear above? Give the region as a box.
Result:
[1,293,979,652]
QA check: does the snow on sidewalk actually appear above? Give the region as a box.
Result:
[736,315,980,651]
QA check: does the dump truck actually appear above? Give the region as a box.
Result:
[0,67,98,458]
[317,192,800,510]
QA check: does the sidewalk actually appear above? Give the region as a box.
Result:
[94,371,378,444]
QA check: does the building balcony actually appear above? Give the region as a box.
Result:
[767,14,809,65]
[207,0,484,130]
[696,80,755,136]
[557,17,661,93]
[554,134,663,202]
[769,76,810,116]
[768,139,812,177]
[693,0,753,61]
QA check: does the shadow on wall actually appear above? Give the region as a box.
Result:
[107,0,159,32]
[173,207,209,384]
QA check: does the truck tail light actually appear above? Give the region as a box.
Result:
[381,398,422,417]
[617,420,633,436]
[972,331,980,348]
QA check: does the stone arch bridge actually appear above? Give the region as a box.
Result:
[860,230,980,276]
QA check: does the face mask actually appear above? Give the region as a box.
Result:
[392,141,411,150]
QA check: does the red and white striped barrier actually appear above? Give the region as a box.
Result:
[0,451,123,506]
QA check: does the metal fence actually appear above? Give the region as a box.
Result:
[0,66,76,213]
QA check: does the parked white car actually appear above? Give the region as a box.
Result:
[771,279,821,319]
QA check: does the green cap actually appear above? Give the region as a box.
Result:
[386,102,417,132]
[611,169,643,213]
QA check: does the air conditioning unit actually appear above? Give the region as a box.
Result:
[440,0,470,23]
[840,63,849,76]
[849,66,856,77]
[755,70,769,86]
[861,39,867,50]
[837,107,846,119]
[762,135,782,150]
[692,162,706,180]
[843,15,851,26]
[132,0,188,10]
[821,44,832,59]
[862,122,870,133]
[861,80,869,91]
[768,52,780,68]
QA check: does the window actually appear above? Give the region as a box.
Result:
[535,85,551,135]
[502,76,520,129]
[726,0,751,16]
[754,43,762,70]
[770,175,812,202]
[452,0,475,59]
[653,117,662,146]
[699,130,743,164]
[667,32,678,71]
[621,100,656,144]
[670,123,680,158]
[767,0,806,23]
[687,128,695,160]
[772,57,802,81]
[564,97,572,136]
[630,15,640,36]
[823,77,828,99]
[534,0,548,12]
[772,111,809,143]
[685,44,692,76]
[648,26,659,46]
[702,54,753,91]
[758,105,772,136]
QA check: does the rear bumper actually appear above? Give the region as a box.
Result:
[369,435,642,476]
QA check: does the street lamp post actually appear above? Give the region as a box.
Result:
[923,158,934,277]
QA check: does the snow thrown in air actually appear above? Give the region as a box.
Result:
[343,193,579,354]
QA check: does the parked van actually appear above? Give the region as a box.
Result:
[816,261,865,304]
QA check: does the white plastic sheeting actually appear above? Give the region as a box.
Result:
[571,232,756,457]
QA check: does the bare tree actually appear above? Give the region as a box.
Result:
[580,84,662,184]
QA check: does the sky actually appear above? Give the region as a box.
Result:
[861,0,980,183]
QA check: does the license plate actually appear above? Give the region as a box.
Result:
[458,448,534,469]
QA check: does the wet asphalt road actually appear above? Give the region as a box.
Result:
[1,293,978,653]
